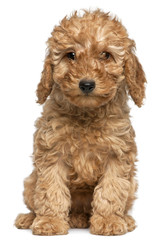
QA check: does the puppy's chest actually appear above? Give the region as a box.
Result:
[64,124,114,185]
[52,117,131,185]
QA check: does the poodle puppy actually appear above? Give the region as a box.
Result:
[15,10,146,235]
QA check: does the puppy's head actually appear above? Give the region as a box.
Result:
[37,10,146,108]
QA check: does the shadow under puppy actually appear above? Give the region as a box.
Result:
[15,10,146,235]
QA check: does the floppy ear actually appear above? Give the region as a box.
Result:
[125,43,146,107]
[36,53,54,104]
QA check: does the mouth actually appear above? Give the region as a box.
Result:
[64,91,115,108]
[79,91,111,98]
[60,82,117,108]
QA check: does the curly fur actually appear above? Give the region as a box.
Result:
[15,10,146,235]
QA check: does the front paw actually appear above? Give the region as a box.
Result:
[90,214,127,236]
[31,216,69,235]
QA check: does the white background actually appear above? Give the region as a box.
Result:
[0,0,166,239]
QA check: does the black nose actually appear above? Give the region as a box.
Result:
[79,80,95,94]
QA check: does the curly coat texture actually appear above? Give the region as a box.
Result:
[15,10,146,235]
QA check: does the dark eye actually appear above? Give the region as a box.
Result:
[67,52,75,60]
[100,51,111,60]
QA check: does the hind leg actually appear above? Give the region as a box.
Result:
[15,170,37,229]
[124,176,138,232]
[69,188,93,228]
[15,212,35,229]
[124,215,136,232]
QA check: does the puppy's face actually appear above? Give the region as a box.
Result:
[37,11,146,108]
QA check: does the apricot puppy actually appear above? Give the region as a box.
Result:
[15,10,146,235]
